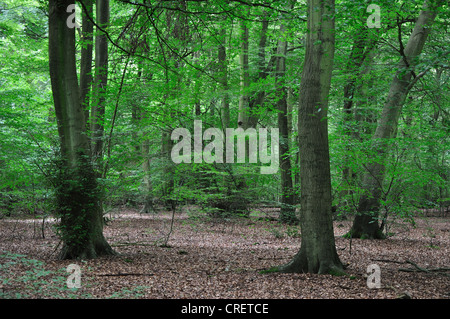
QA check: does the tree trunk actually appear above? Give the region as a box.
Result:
[348,0,443,239]
[287,88,300,193]
[140,131,154,214]
[161,3,188,208]
[91,0,110,171]
[247,14,269,129]
[133,67,154,214]
[48,0,114,260]
[278,0,343,274]
[218,27,230,130]
[276,21,296,224]
[238,18,249,128]
[79,0,94,130]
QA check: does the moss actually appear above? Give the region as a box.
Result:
[360,233,370,240]
[342,232,352,239]
[343,228,386,240]
[259,266,280,274]
[327,268,347,277]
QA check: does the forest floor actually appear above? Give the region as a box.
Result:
[0,206,449,299]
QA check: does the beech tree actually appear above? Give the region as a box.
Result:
[348,0,446,239]
[277,0,344,274]
[48,0,115,259]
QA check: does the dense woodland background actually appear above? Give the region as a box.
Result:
[0,0,449,299]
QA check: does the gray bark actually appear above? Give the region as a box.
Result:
[91,0,110,169]
[276,21,296,224]
[278,0,343,274]
[79,0,94,130]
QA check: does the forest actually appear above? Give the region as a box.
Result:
[0,0,449,301]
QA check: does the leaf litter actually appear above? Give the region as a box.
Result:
[0,207,448,299]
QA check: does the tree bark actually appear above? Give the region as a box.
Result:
[246,14,269,129]
[278,0,343,274]
[79,0,94,130]
[238,18,249,128]
[348,0,443,239]
[140,130,154,214]
[218,27,230,130]
[91,0,110,170]
[275,21,296,224]
[48,0,114,259]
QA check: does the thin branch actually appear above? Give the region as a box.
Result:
[145,5,220,83]
[399,260,450,275]
[117,0,234,15]
[77,0,177,74]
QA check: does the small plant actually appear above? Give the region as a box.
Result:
[259,266,279,274]
[285,226,301,238]
[0,252,92,298]
[267,225,301,239]
[267,226,284,239]
[423,220,439,249]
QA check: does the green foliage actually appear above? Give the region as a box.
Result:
[267,225,301,239]
[0,0,448,244]
[0,252,89,298]
[0,0,54,217]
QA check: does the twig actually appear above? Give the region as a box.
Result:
[372,258,406,264]
[373,258,450,272]
[49,239,62,258]
[111,241,155,247]
[398,260,450,276]
[96,273,154,277]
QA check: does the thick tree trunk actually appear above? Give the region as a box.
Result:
[276,22,296,224]
[348,0,443,239]
[48,0,114,260]
[278,0,343,274]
